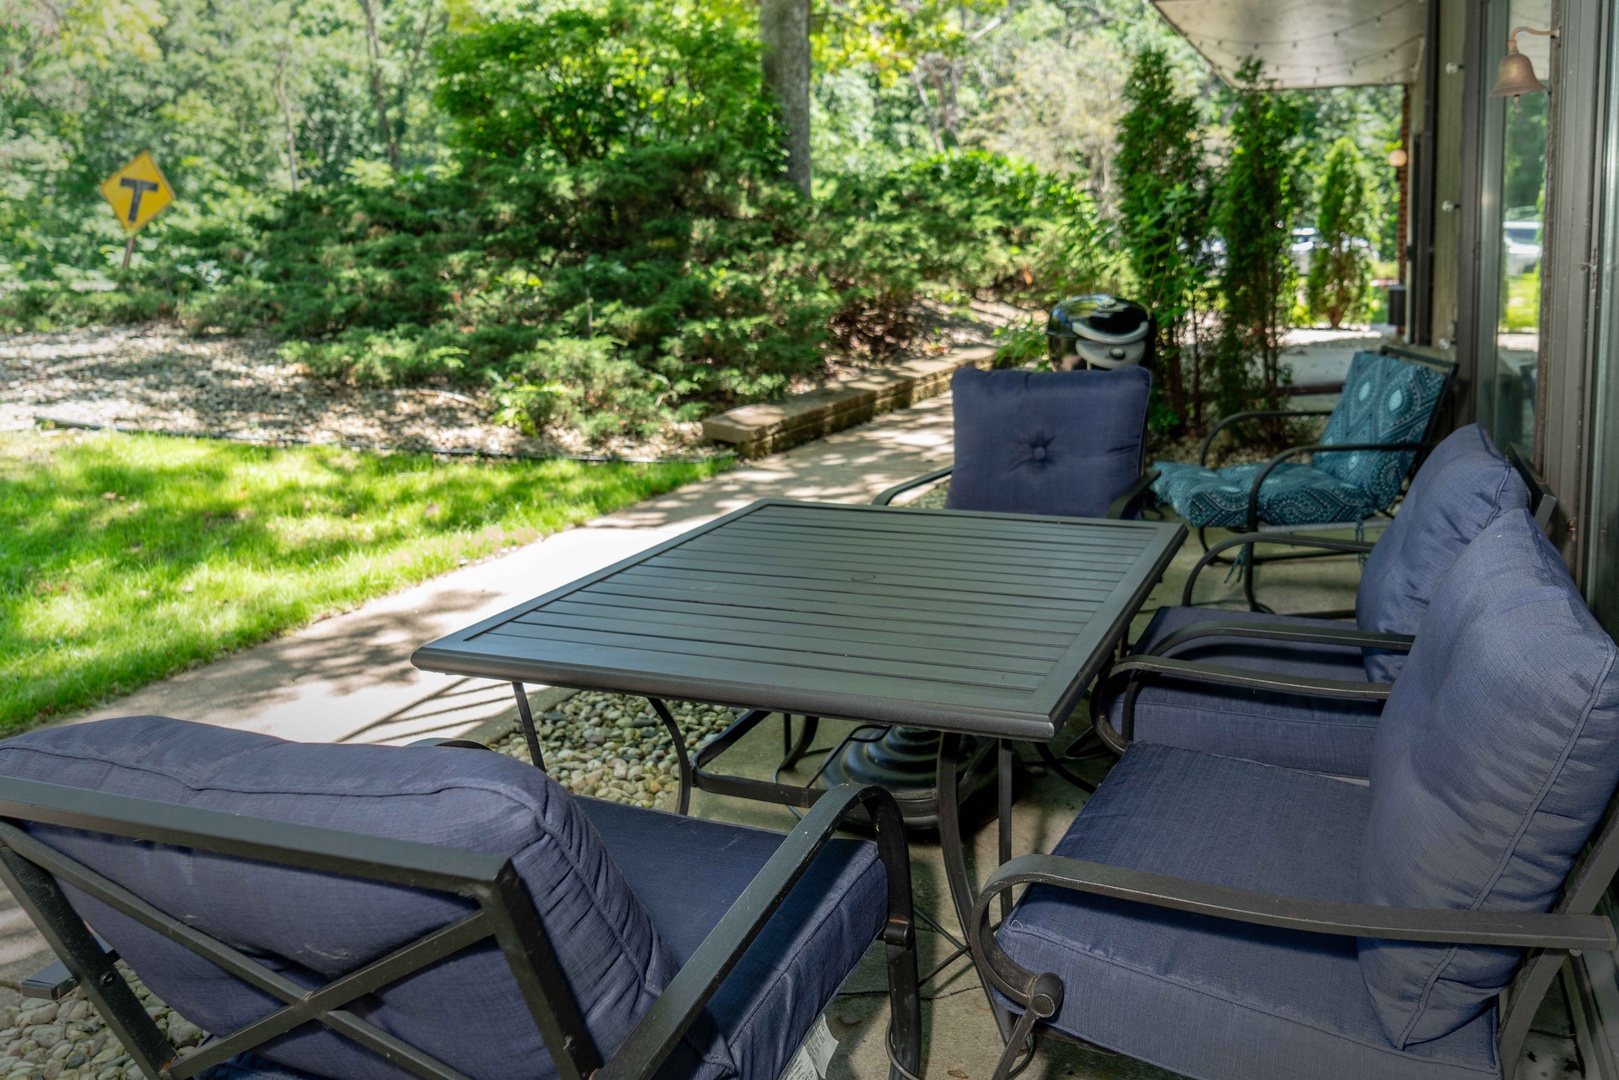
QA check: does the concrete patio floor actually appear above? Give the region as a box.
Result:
[0,330,1587,1079]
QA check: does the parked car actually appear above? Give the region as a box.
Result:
[1504,219,1543,277]
[1291,227,1376,277]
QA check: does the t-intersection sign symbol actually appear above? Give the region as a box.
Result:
[99,152,175,234]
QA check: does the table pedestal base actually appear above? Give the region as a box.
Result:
[821,726,1002,832]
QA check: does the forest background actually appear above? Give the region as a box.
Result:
[0,0,1403,441]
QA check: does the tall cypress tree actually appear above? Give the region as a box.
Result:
[1307,137,1374,329]
[1212,58,1302,419]
[1115,47,1213,430]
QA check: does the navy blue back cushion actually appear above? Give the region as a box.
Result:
[945,365,1151,519]
[1356,424,1530,681]
[1356,512,1619,1047]
[0,718,688,1080]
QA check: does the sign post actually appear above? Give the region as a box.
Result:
[99,152,175,270]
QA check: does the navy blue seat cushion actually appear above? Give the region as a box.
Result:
[945,365,1150,518]
[1100,605,1383,775]
[1357,510,1619,1047]
[997,744,1499,1080]
[199,1055,321,1080]
[0,718,694,1080]
[1356,423,1529,682]
[576,799,887,1080]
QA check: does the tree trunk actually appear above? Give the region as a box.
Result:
[910,65,944,154]
[760,0,811,197]
[273,42,300,193]
[356,0,399,171]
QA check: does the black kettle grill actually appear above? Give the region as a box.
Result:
[1046,294,1155,371]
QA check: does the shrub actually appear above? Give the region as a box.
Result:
[491,338,673,443]
[1306,137,1376,329]
[0,283,174,331]
[1115,47,1216,433]
[1212,59,1303,420]
[11,4,1108,446]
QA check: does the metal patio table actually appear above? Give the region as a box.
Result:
[412,498,1184,932]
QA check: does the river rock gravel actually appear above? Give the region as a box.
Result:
[0,970,205,1080]
[487,690,745,809]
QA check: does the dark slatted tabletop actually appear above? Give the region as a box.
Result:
[413,500,1184,741]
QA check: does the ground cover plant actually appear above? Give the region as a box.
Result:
[0,428,724,731]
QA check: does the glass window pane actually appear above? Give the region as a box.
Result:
[1492,0,1551,450]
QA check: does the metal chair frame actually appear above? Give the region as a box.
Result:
[1190,345,1459,612]
[966,778,1619,1080]
[873,466,1161,520]
[0,776,923,1080]
[1088,445,1562,756]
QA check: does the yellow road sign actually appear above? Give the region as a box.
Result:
[99,152,174,234]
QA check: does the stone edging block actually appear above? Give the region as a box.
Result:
[701,345,996,458]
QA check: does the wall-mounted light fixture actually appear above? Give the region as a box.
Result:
[1491,26,1559,106]
[1388,147,1408,168]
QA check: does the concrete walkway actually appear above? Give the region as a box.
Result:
[72,393,960,745]
[64,324,1384,745]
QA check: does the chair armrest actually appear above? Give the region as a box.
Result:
[873,464,955,506]
[1106,469,1160,520]
[1111,655,1392,700]
[1183,532,1375,605]
[1244,441,1429,532]
[597,784,912,1080]
[1109,655,1390,741]
[1199,409,1335,466]
[1147,621,1415,658]
[968,853,1617,1010]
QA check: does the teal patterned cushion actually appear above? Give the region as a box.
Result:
[1151,352,1447,530]
[1152,461,1381,529]
[1312,352,1448,508]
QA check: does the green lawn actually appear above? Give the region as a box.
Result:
[0,430,725,732]
[1502,269,1541,333]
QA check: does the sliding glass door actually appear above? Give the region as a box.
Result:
[1473,0,1551,454]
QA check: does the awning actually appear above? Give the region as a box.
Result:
[1152,0,1426,89]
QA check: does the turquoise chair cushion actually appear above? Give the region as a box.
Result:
[1152,352,1448,529]
[1151,460,1380,529]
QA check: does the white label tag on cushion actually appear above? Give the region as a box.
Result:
[780,1015,838,1080]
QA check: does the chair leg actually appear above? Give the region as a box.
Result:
[869,787,923,1080]
[885,929,923,1080]
[1035,741,1097,793]
[1243,539,1261,612]
[781,715,820,770]
[990,1006,1042,1080]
